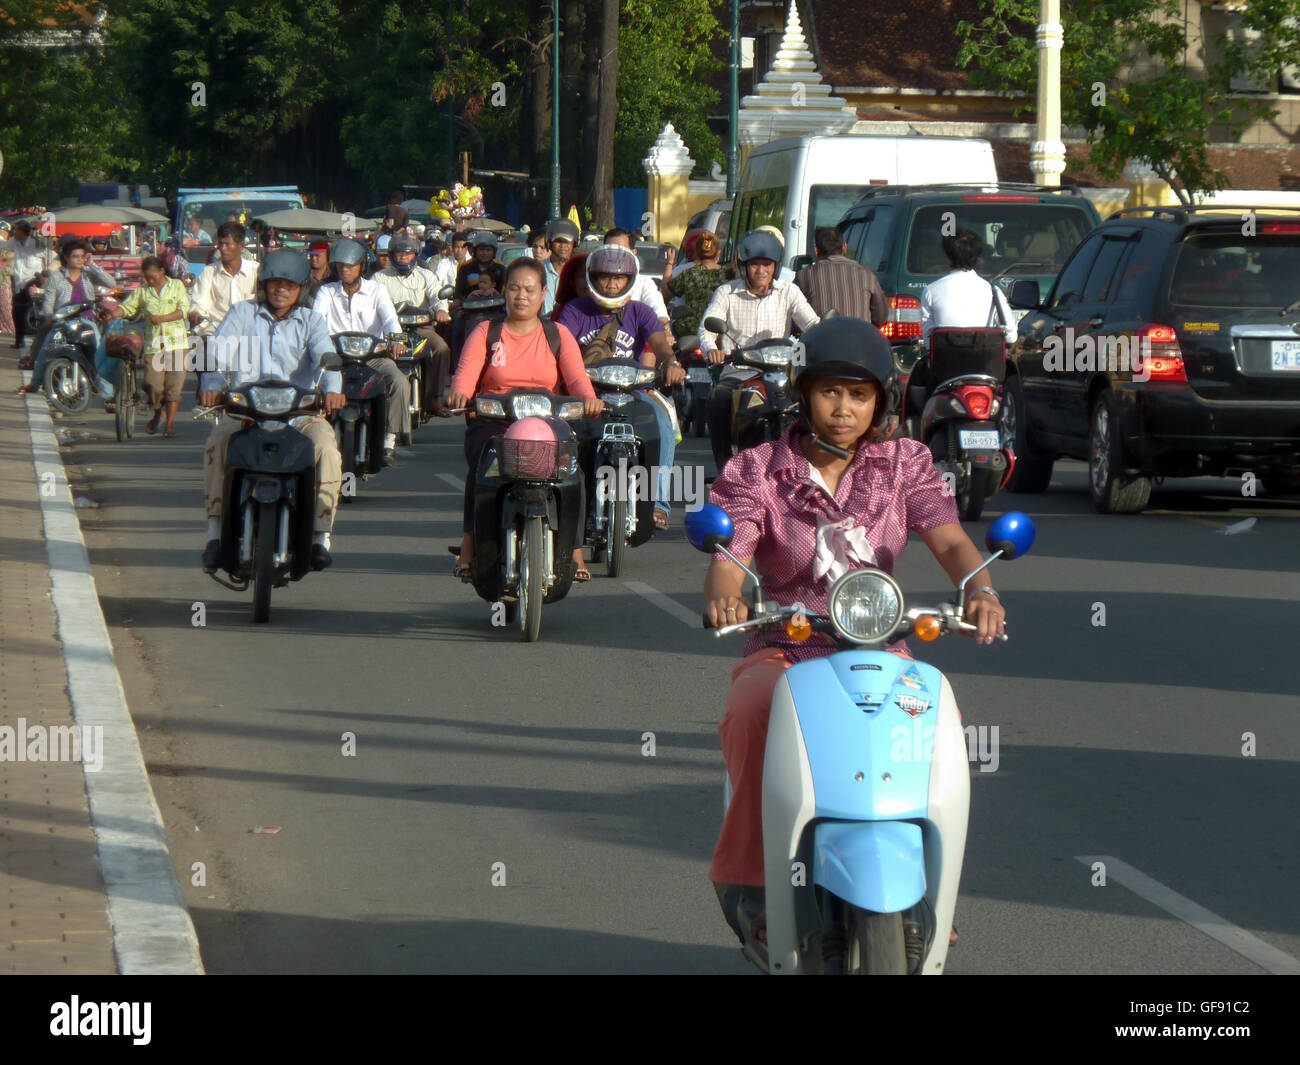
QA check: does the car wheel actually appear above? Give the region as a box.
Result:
[1003,375,1053,494]
[1089,392,1151,514]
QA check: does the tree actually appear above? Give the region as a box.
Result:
[615,0,723,189]
[0,1,134,205]
[956,0,1300,203]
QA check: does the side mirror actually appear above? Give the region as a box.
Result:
[685,504,733,554]
[822,309,839,320]
[321,354,343,372]
[702,316,727,335]
[986,511,1035,560]
[437,285,454,300]
[790,254,814,273]
[1007,279,1040,310]
[675,333,699,354]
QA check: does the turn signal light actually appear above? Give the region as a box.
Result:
[786,613,813,641]
[880,295,922,341]
[913,615,942,641]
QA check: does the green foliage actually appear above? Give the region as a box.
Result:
[955,0,1300,202]
[615,0,724,187]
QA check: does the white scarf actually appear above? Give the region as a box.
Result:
[813,515,878,584]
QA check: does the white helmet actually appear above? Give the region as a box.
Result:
[584,243,640,312]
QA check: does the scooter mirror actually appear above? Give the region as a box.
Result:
[321,354,343,372]
[685,504,734,554]
[986,511,1035,560]
[675,334,699,354]
[702,316,728,335]
[437,285,455,300]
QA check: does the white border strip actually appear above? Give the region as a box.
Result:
[25,397,204,975]
[625,580,702,628]
[1076,855,1300,974]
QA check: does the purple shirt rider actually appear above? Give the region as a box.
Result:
[553,296,661,359]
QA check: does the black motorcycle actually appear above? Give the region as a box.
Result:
[40,291,119,415]
[675,332,712,438]
[454,388,586,642]
[392,301,433,438]
[329,332,390,499]
[703,316,801,457]
[581,357,665,578]
[200,365,340,624]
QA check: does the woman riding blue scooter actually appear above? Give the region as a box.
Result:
[702,316,1007,950]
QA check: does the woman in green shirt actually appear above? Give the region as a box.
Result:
[666,231,730,335]
[111,257,190,437]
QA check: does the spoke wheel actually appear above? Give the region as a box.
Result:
[45,358,91,415]
[252,500,277,624]
[518,516,544,642]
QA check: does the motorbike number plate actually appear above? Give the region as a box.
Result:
[1270,340,1300,370]
[688,367,712,384]
[958,430,1001,449]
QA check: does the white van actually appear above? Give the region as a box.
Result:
[726,134,998,266]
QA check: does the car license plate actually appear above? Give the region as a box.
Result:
[959,430,1001,450]
[1270,340,1300,370]
[688,367,712,384]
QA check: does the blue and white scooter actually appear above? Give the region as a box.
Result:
[687,504,1035,974]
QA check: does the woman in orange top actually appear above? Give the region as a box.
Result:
[447,257,603,580]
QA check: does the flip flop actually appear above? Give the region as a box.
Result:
[164,429,177,438]
[454,559,473,582]
[573,566,591,582]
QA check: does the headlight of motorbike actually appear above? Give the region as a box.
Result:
[476,397,506,418]
[587,364,638,388]
[635,368,657,387]
[828,570,904,644]
[511,394,553,419]
[249,386,297,415]
[602,392,634,409]
[335,335,374,358]
[758,345,793,366]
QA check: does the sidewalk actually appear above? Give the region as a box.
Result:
[0,354,202,974]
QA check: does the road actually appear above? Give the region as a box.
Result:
[52,398,1300,974]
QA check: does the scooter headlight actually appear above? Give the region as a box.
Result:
[756,345,792,366]
[511,394,553,419]
[587,364,639,388]
[249,386,296,415]
[602,392,634,409]
[828,569,904,644]
[335,334,374,358]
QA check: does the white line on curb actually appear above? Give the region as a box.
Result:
[1075,855,1300,975]
[26,398,204,975]
[625,580,701,628]
[436,473,465,491]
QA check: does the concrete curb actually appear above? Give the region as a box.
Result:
[24,397,205,975]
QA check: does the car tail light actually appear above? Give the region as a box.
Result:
[1260,222,1300,234]
[1141,324,1188,382]
[880,295,922,341]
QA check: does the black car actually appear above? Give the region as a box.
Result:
[1005,204,1300,512]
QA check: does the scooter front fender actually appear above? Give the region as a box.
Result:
[812,820,926,914]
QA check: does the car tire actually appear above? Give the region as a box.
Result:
[1089,391,1151,514]
[1003,374,1053,494]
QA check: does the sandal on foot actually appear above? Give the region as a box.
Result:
[653,508,669,530]
[164,428,177,438]
[454,559,473,582]
[573,565,591,582]
[146,415,161,435]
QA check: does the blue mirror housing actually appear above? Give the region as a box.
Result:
[986,511,1035,560]
[685,504,734,554]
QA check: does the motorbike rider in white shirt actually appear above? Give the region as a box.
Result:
[311,238,409,465]
[914,228,1017,399]
[373,232,453,418]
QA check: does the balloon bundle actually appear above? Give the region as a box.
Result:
[431,183,485,223]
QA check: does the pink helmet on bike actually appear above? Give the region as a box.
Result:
[501,416,566,480]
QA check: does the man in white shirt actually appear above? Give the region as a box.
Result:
[919,228,1017,347]
[188,222,259,336]
[699,229,820,470]
[603,228,672,338]
[4,221,53,350]
[184,217,213,246]
[312,238,409,463]
[373,233,452,417]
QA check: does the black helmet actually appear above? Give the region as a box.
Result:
[261,249,310,285]
[794,317,894,424]
[329,238,367,266]
[736,230,783,265]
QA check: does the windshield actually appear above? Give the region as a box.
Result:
[180,199,302,234]
[807,184,877,257]
[905,203,1094,278]
[1168,231,1300,308]
[636,244,671,277]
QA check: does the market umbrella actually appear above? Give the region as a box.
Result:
[50,205,157,224]
[472,217,514,233]
[401,199,432,212]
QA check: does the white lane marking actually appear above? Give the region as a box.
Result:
[25,396,204,975]
[625,580,701,629]
[436,473,465,490]
[1075,855,1300,974]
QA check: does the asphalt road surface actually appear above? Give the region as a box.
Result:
[52,396,1300,975]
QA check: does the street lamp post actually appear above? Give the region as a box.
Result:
[1031,0,1066,187]
[551,0,561,218]
[727,0,739,197]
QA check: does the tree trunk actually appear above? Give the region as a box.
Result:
[527,1,552,214]
[560,0,585,214]
[590,0,619,229]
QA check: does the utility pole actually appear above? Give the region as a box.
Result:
[727,0,739,197]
